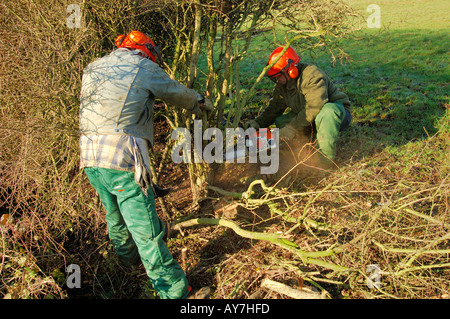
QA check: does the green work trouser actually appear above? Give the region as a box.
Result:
[84,167,189,299]
[275,101,351,160]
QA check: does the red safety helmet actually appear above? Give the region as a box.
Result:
[115,31,160,62]
[266,46,301,80]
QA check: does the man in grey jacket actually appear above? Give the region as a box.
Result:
[79,31,212,299]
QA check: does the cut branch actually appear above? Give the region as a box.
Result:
[261,278,326,299]
[171,217,349,272]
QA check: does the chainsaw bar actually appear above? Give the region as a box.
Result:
[224,128,277,162]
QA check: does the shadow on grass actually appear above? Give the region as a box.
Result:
[309,29,449,162]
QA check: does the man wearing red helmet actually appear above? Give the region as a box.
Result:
[245,46,351,168]
[79,31,212,299]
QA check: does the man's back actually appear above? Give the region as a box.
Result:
[79,48,201,144]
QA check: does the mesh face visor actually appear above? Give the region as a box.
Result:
[146,43,161,59]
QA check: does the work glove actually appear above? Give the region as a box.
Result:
[279,124,297,141]
[244,120,260,130]
[192,96,213,118]
[199,97,213,111]
[190,105,203,117]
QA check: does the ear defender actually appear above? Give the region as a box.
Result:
[288,65,299,78]
[287,59,299,78]
[115,34,126,47]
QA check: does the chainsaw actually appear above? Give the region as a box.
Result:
[224,128,278,162]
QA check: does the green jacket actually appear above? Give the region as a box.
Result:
[255,63,350,128]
